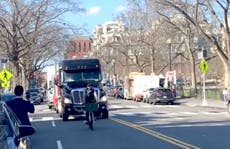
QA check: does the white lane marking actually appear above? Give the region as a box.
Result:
[222,112,229,115]
[42,117,54,121]
[155,122,230,128]
[42,109,52,112]
[57,140,63,149]
[137,111,153,115]
[109,105,123,109]
[154,105,180,108]
[140,105,152,108]
[125,105,138,109]
[31,117,61,122]
[110,110,228,117]
[180,112,197,115]
[117,112,135,116]
[52,121,56,127]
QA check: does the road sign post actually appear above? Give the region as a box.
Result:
[199,59,209,106]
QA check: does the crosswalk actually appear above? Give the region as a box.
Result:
[109,110,229,117]
[109,104,229,117]
[109,104,180,109]
[29,104,229,123]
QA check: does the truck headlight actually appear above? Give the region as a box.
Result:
[64,98,72,104]
[101,96,107,102]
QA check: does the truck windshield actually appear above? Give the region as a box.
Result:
[63,70,102,83]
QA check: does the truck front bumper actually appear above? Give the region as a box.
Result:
[64,104,85,115]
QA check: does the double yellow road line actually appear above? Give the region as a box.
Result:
[111,118,202,149]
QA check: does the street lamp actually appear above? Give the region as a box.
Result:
[166,38,172,71]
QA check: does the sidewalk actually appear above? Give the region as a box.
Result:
[178,97,227,109]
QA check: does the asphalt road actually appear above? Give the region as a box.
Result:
[29,98,230,149]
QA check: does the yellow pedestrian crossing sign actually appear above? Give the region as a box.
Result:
[0,68,13,82]
[1,82,9,88]
[199,59,209,74]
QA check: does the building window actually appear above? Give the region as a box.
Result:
[79,43,81,51]
[89,42,91,50]
[84,42,86,52]
[74,43,76,52]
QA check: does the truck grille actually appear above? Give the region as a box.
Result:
[71,88,100,104]
[71,90,85,104]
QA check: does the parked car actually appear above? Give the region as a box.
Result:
[147,88,175,105]
[0,101,35,149]
[142,88,155,102]
[28,92,42,105]
[106,87,114,97]
[135,93,143,102]
[47,89,54,109]
[0,92,16,102]
[112,85,123,98]
[117,86,124,99]
[26,88,44,103]
[38,87,46,96]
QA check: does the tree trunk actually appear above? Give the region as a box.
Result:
[186,39,197,96]
[222,60,230,87]
[150,46,155,74]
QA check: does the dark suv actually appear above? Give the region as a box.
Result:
[147,88,175,105]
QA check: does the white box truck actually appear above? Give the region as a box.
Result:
[124,72,164,101]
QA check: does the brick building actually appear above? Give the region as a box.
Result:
[65,36,93,59]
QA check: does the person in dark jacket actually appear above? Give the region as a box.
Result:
[6,85,35,125]
[84,84,97,123]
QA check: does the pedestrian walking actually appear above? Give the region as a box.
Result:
[171,85,177,98]
[222,87,228,105]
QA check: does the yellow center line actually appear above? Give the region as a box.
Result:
[111,118,202,149]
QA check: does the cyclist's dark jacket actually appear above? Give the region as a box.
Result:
[6,97,35,125]
[85,89,96,103]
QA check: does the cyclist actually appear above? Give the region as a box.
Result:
[84,84,97,124]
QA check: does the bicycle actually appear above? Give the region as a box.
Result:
[85,103,98,131]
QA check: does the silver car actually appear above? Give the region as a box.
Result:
[0,102,35,149]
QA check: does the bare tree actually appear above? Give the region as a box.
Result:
[117,0,169,74]
[156,0,230,88]
[0,0,84,88]
[155,0,201,95]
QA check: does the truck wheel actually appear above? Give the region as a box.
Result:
[102,110,109,119]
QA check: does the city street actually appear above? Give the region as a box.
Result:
[29,98,230,149]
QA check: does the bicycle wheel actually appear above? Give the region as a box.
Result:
[89,112,94,131]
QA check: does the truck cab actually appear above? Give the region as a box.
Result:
[55,59,109,121]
